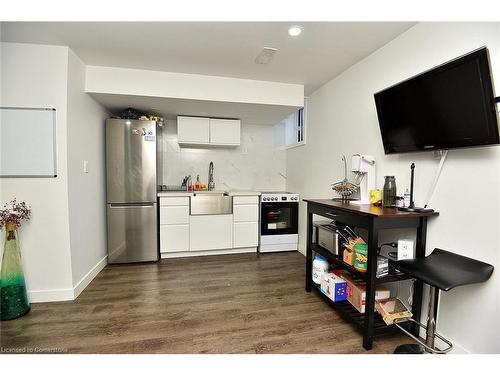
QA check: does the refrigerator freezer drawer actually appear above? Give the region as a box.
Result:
[107,203,158,263]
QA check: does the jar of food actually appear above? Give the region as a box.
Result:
[369,189,382,206]
[383,176,397,208]
[312,255,329,284]
[353,243,368,273]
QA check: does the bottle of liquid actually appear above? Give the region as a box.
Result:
[383,176,397,208]
[403,188,411,207]
[194,175,201,191]
[312,255,329,284]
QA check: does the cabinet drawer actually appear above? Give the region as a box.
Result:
[233,196,259,205]
[190,214,232,251]
[233,204,259,222]
[233,222,258,248]
[160,206,189,224]
[160,196,190,206]
[160,224,189,253]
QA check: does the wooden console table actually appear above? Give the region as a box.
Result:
[304,199,439,350]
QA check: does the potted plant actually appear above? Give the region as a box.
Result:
[0,198,31,320]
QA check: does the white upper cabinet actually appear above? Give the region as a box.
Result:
[209,119,241,146]
[177,116,240,146]
[177,116,210,145]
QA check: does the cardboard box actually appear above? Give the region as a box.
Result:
[375,298,412,325]
[343,274,390,313]
[320,272,347,302]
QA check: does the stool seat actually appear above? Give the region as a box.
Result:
[394,248,494,292]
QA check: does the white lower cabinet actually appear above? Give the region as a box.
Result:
[233,222,259,248]
[160,224,189,253]
[190,214,233,251]
[232,197,259,248]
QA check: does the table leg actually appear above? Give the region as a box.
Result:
[412,217,427,336]
[305,209,313,292]
[363,219,378,351]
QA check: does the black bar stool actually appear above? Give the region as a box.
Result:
[393,248,494,354]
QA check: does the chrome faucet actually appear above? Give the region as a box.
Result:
[208,161,215,191]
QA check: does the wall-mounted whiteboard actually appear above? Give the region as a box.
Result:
[0,107,57,177]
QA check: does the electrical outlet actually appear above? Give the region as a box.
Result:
[83,160,89,173]
[397,239,414,260]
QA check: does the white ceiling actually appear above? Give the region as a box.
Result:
[1,22,415,94]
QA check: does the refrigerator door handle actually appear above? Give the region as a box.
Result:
[109,203,155,208]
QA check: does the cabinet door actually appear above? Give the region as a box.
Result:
[160,224,189,253]
[233,204,259,222]
[209,119,240,145]
[177,116,210,144]
[190,215,233,251]
[233,222,259,248]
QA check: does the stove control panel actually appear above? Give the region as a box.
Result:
[261,193,299,203]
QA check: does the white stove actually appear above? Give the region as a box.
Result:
[259,192,299,253]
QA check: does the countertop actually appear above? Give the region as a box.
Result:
[157,190,261,197]
[303,199,439,218]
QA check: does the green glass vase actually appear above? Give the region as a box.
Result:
[1,222,30,320]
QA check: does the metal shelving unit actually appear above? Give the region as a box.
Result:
[304,199,439,350]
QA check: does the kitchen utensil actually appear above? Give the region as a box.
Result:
[343,225,357,239]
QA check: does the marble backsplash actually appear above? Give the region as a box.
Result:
[160,120,287,191]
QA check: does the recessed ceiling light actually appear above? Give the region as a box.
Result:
[288,26,302,37]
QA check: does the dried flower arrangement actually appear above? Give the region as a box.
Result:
[0,199,31,239]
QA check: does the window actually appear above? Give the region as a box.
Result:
[284,97,307,148]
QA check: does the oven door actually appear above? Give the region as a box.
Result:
[260,202,298,236]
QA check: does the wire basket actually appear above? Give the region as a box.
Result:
[331,155,359,202]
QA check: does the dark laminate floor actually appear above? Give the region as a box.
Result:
[0,252,407,353]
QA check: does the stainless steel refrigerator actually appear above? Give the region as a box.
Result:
[106,119,158,263]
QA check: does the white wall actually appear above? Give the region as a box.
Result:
[161,120,286,192]
[66,49,109,294]
[86,65,304,107]
[287,22,500,354]
[1,43,109,302]
[1,42,74,300]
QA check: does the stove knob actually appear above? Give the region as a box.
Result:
[264,197,268,201]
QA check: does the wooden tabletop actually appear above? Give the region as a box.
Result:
[304,199,439,218]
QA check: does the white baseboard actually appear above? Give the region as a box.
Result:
[161,247,257,258]
[73,255,108,299]
[28,255,107,303]
[28,288,75,303]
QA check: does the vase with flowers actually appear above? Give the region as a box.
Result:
[0,198,31,320]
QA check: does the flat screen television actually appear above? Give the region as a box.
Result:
[374,47,500,154]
